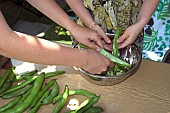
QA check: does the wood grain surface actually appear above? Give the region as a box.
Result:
[0,60,170,113]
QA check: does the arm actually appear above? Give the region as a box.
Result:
[0,12,111,74]
[66,0,95,28]
[27,0,74,34]
[117,0,160,48]
[136,0,160,31]
[26,0,105,49]
[66,0,111,45]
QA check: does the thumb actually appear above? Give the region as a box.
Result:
[117,33,128,43]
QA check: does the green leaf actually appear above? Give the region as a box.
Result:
[143,28,158,50]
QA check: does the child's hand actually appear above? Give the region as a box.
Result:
[117,24,142,49]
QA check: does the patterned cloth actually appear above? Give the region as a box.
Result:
[77,0,144,49]
[143,0,170,62]
[77,0,170,62]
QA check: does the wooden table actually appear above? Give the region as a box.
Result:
[0,60,170,113]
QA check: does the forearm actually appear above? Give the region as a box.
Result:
[136,0,160,30]
[66,0,95,28]
[0,12,84,67]
[0,32,86,67]
[26,0,77,32]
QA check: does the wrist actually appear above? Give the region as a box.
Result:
[72,48,88,68]
[134,20,146,32]
[136,17,149,29]
[66,21,80,34]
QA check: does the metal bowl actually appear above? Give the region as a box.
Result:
[72,36,142,86]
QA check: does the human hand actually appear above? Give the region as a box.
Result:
[70,25,111,51]
[117,24,142,49]
[80,49,113,74]
[91,24,112,51]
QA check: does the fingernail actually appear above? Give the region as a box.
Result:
[96,47,100,51]
[108,40,111,43]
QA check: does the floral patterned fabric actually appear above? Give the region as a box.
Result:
[77,0,144,49]
[143,0,170,62]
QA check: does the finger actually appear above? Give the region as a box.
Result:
[100,32,111,44]
[86,41,98,50]
[92,35,104,48]
[118,39,130,49]
[88,40,102,51]
[117,33,128,43]
[103,42,112,51]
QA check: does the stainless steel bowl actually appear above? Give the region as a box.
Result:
[72,36,142,86]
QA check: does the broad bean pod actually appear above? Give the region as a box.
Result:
[45,70,65,78]
[53,89,96,104]
[83,107,103,113]
[2,73,45,113]
[14,70,38,82]
[3,76,38,94]
[2,85,32,99]
[112,28,121,74]
[0,96,22,112]
[100,48,131,67]
[0,67,15,88]
[52,85,69,113]
[41,80,59,105]
[30,79,56,108]
[0,69,16,95]
[76,95,100,113]
[28,90,51,113]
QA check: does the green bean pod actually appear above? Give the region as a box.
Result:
[0,96,22,112]
[14,70,38,82]
[76,95,100,113]
[0,69,16,95]
[0,72,15,95]
[41,81,59,105]
[74,98,90,112]
[17,89,31,105]
[112,28,120,56]
[2,73,45,113]
[8,70,16,82]
[52,94,62,104]
[53,89,96,104]
[64,110,75,113]
[100,48,131,67]
[45,70,65,78]
[83,107,103,113]
[0,82,13,95]
[0,67,15,88]
[28,90,51,113]
[112,28,121,74]
[2,85,32,99]
[69,89,96,98]
[30,79,56,108]
[52,85,69,113]
[65,97,101,113]
[3,76,38,94]
[23,70,65,80]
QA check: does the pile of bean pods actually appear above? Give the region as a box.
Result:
[0,67,103,113]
